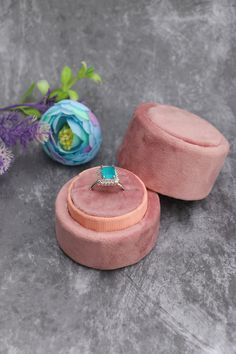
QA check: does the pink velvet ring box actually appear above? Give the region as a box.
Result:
[117,103,229,201]
[55,167,160,270]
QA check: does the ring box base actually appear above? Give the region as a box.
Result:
[55,176,160,270]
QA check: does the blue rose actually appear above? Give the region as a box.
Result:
[40,99,102,165]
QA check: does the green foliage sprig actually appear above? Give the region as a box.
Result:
[1,62,102,119]
[12,62,102,119]
[40,62,102,102]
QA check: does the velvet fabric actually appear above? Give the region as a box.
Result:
[68,168,148,232]
[117,103,229,200]
[70,167,146,217]
[55,180,160,270]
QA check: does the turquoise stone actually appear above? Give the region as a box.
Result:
[101,166,116,179]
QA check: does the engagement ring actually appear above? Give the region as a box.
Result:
[90,165,125,191]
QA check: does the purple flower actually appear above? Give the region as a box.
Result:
[0,140,13,175]
[0,112,50,148]
[0,93,56,115]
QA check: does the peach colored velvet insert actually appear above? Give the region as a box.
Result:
[70,167,145,217]
[67,170,148,232]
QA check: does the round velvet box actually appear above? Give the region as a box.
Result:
[117,103,229,200]
[55,167,160,270]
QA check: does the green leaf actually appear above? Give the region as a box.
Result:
[49,88,70,102]
[14,106,41,118]
[68,90,79,101]
[86,66,94,74]
[61,66,72,86]
[55,91,69,102]
[20,83,36,103]
[87,72,102,83]
[67,75,77,88]
[76,62,102,83]
[37,80,50,96]
[77,61,88,79]
[49,88,62,98]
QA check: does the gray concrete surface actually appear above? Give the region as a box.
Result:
[0,0,236,353]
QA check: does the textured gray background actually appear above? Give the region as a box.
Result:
[0,0,236,353]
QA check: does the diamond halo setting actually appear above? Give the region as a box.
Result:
[90,165,125,190]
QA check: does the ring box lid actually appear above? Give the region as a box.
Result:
[117,102,229,200]
[148,104,223,147]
